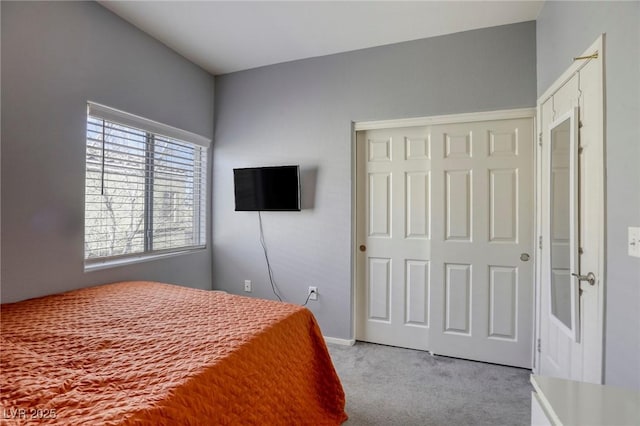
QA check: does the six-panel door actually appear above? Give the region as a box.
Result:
[356,116,534,368]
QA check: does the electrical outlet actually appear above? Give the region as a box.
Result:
[308,286,318,301]
[244,280,252,292]
[629,227,640,258]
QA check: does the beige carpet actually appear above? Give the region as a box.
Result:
[327,341,531,426]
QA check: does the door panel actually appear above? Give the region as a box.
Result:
[490,169,518,242]
[489,266,517,340]
[405,259,430,326]
[405,172,430,239]
[444,263,472,334]
[445,170,472,241]
[368,257,391,321]
[368,173,391,237]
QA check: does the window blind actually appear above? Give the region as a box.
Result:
[85,103,208,264]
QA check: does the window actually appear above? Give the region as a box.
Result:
[84,103,209,267]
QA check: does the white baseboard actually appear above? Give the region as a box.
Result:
[324,336,356,346]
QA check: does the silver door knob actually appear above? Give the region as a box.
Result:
[571,272,596,286]
[520,253,530,261]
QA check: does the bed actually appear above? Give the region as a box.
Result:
[0,281,348,425]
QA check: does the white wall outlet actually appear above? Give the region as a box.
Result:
[244,280,252,292]
[629,227,640,258]
[308,286,318,301]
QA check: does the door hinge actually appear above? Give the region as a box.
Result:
[538,132,543,147]
[539,235,543,250]
[537,338,541,353]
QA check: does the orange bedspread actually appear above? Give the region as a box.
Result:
[0,281,347,425]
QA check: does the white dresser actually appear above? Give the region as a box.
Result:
[530,375,640,425]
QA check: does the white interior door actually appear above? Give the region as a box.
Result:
[428,119,534,368]
[355,126,432,351]
[355,113,535,368]
[536,38,604,383]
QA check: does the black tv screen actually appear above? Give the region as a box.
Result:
[233,165,301,211]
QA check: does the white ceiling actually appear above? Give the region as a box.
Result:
[99,1,544,76]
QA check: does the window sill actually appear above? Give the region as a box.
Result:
[84,247,206,272]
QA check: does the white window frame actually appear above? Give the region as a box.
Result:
[84,102,210,271]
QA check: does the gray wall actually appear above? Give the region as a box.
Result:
[1,1,215,303]
[537,1,640,390]
[213,22,537,339]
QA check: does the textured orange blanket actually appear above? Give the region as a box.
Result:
[0,282,347,425]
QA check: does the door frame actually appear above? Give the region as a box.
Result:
[351,107,537,348]
[533,35,605,380]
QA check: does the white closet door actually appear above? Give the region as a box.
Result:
[356,126,432,350]
[429,118,534,367]
[356,116,534,368]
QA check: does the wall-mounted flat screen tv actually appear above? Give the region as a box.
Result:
[233,165,301,211]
